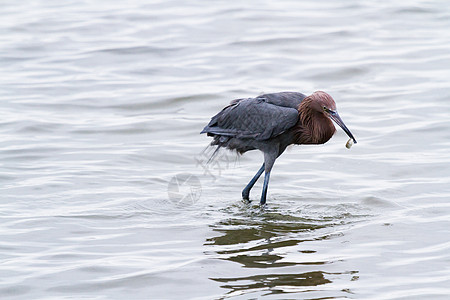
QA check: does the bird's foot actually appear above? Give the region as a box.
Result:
[259,197,267,208]
[242,190,250,201]
[242,198,251,205]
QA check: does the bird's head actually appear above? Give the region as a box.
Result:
[310,91,357,144]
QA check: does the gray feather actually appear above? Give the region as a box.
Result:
[201,92,306,141]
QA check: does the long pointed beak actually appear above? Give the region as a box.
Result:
[329,111,357,144]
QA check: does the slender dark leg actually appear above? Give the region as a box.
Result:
[260,149,277,205]
[242,163,265,200]
[260,171,271,205]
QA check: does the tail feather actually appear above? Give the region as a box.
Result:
[199,144,223,165]
[201,126,238,137]
[207,145,221,163]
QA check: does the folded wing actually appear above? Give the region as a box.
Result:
[201,92,305,141]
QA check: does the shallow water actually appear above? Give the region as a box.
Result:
[1,0,450,299]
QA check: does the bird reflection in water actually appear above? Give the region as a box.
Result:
[205,209,359,297]
[212,271,332,296]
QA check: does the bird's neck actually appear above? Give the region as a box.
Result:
[294,101,336,144]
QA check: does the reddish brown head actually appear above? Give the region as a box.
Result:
[296,91,357,144]
[306,91,337,113]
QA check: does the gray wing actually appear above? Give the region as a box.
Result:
[256,92,306,108]
[201,92,305,141]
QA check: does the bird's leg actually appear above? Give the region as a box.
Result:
[242,163,265,201]
[260,150,277,206]
[260,170,271,205]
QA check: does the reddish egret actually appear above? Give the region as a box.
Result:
[201,91,357,205]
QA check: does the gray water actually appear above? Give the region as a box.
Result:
[1,1,450,299]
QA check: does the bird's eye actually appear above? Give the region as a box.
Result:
[322,106,327,111]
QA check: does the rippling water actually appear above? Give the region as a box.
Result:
[1,0,450,299]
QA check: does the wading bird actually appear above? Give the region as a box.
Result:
[201,91,357,205]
